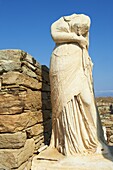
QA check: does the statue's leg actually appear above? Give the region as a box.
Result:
[80,86,96,126]
[80,86,110,154]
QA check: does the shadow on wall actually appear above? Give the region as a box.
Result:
[41,65,52,146]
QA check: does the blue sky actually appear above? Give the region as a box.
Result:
[0,0,113,96]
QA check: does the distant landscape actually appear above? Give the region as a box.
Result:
[95,91,113,97]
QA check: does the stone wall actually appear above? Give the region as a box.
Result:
[96,98,113,146]
[0,49,113,169]
[0,50,52,170]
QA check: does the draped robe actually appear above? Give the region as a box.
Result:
[49,15,107,155]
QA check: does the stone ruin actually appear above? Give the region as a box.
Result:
[0,49,52,169]
[96,99,113,145]
[0,49,113,170]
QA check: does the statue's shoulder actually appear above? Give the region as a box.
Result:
[52,17,65,27]
[51,16,69,33]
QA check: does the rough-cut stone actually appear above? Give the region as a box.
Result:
[104,121,113,127]
[0,50,22,73]
[15,157,32,170]
[0,60,21,73]
[0,139,35,169]
[26,123,44,138]
[0,110,43,132]
[2,71,42,90]
[21,51,40,67]
[23,89,42,110]
[0,49,21,61]
[0,49,52,170]
[21,61,37,71]
[34,134,44,145]
[35,67,42,76]
[0,132,26,149]
[22,65,37,78]
[35,140,45,152]
[33,133,46,152]
[26,119,52,138]
[0,93,24,115]
[0,132,27,149]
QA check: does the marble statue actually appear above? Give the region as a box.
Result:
[31,14,113,170]
[49,13,109,155]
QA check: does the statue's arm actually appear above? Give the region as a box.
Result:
[51,20,88,48]
[51,30,81,44]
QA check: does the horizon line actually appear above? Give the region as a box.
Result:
[95,90,113,93]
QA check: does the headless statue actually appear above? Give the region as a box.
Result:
[49,14,109,156]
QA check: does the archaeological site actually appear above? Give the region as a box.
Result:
[0,13,113,170]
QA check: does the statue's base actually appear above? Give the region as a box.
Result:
[31,147,113,170]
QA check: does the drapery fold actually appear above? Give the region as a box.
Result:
[50,43,105,155]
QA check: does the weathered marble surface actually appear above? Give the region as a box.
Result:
[31,13,113,170]
[50,13,108,155]
[31,147,113,170]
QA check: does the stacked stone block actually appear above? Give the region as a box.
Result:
[0,50,52,169]
[96,98,113,146]
[100,113,113,146]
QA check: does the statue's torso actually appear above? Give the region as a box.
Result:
[50,43,83,73]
